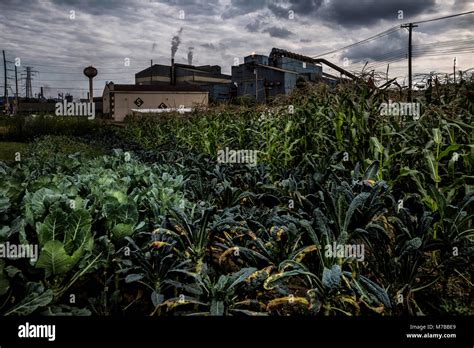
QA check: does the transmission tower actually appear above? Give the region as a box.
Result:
[21,66,38,98]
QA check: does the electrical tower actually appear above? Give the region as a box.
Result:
[21,66,37,98]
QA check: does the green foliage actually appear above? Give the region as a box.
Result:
[2,115,100,141]
[0,81,472,316]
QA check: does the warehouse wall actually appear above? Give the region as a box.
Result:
[110,91,208,122]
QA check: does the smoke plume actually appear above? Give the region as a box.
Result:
[171,28,183,59]
[187,47,194,65]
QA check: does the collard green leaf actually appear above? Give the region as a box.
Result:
[36,208,93,277]
[111,223,134,240]
[0,259,10,296]
[0,196,10,214]
[37,210,68,247]
[42,304,92,316]
[151,291,164,307]
[343,192,371,232]
[322,264,342,292]
[24,188,63,225]
[228,267,257,290]
[63,209,93,254]
[4,282,53,316]
[400,237,422,257]
[125,273,144,283]
[359,275,391,308]
[36,240,76,277]
[210,299,224,316]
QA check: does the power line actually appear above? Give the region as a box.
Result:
[412,10,474,25]
[19,62,151,70]
[311,26,402,58]
[336,37,474,72]
[311,11,474,60]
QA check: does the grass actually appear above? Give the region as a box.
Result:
[25,135,106,159]
[0,141,28,162]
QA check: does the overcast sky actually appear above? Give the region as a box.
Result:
[0,0,472,98]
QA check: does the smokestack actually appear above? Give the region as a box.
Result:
[170,28,182,85]
[170,58,175,85]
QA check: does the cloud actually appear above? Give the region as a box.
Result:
[262,26,294,38]
[246,19,264,31]
[221,0,266,19]
[318,0,437,28]
[200,43,216,50]
[0,0,472,97]
[269,0,323,18]
[344,30,406,62]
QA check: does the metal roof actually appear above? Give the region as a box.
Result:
[255,64,298,74]
[107,83,205,92]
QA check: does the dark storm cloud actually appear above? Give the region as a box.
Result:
[51,0,133,16]
[318,0,437,28]
[222,0,436,27]
[221,0,266,19]
[1,0,472,96]
[269,0,323,18]
[245,20,263,31]
[262,26,294,38]
[154,0,221,16]
[267,3,290,18]
[344,30,406,62]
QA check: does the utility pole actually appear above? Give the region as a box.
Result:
[3,50,8,111]
[254,68,258,102]
[14,64,19,113]
[401,23,418,101]
[150,59,153,84]
[14,65,18,101]
[453,57,456,84]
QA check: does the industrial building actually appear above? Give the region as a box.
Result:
[232,48,357,102]
[135,60,232,103]
[101,48,356,119]
[102,82,208,122]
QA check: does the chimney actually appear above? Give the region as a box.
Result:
[170,58,175,85]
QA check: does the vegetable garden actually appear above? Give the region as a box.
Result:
[0,81,472,316]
